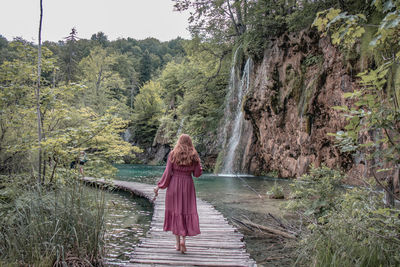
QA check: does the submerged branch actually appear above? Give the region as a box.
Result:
[232,216,296,239]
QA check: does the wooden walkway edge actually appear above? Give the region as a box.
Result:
[83,177,257,267]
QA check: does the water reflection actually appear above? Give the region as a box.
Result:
[101,189,152,266]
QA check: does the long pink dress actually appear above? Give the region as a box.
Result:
[157,157,202,236]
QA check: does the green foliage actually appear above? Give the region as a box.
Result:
[131,81,165,146]
[286,0,336,33]
[173,0,366,59]
[267,181,285,199]
[302,53,324,67]
[0,26,186,265]
[0,36,139,180]
[313,8,367,49]
[287,165,344,219]
[287,165,400,266]
[154,39,230,153]
[78,46,128,115]
[318,1,400,171]
[91,31,109,47]
[294,186,400,267]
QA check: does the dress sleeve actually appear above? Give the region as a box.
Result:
[157,157,173,189]
[193,161,202,178]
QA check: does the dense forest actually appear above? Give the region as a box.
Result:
[1,0,400,265]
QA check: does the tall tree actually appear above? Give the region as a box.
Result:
[131,81,165,145]
[36,0,44,183]
[139,50,152,84]
[91,31,109,47]
[173,0,249,41]
[79,46,128,116]
[62,27,80,83]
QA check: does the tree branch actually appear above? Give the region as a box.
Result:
[372,171,400,202]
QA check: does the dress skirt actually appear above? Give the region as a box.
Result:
[157,158,202,236]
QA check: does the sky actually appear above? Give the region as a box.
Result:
[0,0,191,43]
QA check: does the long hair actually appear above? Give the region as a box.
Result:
[170,134,200,166]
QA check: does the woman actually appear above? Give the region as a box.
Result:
[154,134,202,254]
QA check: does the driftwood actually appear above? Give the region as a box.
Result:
[232,217,281,238]
[237,219,296,239]
[267,213,298,235]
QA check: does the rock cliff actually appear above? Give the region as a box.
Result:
[241,29,365,179]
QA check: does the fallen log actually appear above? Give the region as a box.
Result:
[240,219,296,239]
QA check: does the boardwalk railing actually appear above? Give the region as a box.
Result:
[83,177,257,266]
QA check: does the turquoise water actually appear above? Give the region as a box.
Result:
[115,164,290,220]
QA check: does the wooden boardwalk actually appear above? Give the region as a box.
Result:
[84,178,256,266]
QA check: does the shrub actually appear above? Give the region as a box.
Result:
[286,164,343,219]
[267,181,285,199]
[287,166,400,266]
[296,187,400,266]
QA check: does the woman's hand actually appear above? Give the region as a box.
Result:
[153,186,159,197]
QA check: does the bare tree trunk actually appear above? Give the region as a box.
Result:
[36,0,43,183]
[226,0,240,36]
[385,174,395,207]
[95,68,103,96]
[50,158,58,183]
[385,167,399,207]
[130,74,136,109]
[52,68,56,88]
[234,0,246,35]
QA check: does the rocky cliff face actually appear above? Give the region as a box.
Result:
[242,30,366,179]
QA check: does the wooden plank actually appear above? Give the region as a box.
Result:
[133,248,251,255]
[130,259,251,267]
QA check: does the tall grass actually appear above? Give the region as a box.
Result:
[0,174,106,266]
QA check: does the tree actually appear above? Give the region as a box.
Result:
[131,81,165,146]
[61,27,80,83]
[79,46,129,116]
[0,35,9,64]
[139,49,152,84]
[36,0,44,183]
[153,38,230,151]
[91,31,109,47]
[173,0,249,41]
[0,41,38,173]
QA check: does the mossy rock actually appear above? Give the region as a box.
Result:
[213,150,225,173]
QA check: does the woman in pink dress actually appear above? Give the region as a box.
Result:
[153,134,202,253]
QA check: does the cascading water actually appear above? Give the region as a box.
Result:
[220,52,253,175]
[123,128,131,142]
[176,118,185,137]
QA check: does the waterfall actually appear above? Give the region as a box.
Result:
[176,118,185,137]
[220,54,253,174]
[123,128,131,142]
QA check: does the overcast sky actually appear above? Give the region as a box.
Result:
[0,0,191,43]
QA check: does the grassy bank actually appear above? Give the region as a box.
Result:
[0,175,107,266]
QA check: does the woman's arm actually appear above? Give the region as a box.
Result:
[193,160,202,178]
[156,157,173,189]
